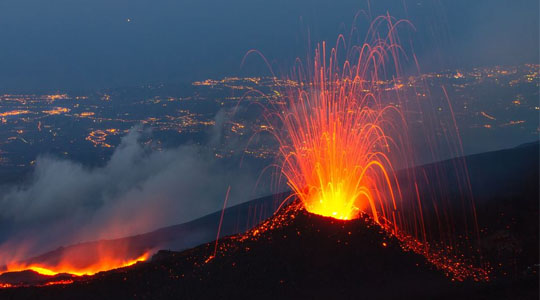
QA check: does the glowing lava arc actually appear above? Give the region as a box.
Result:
[278,87,401,223]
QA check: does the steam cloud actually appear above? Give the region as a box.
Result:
[0,125,271,264]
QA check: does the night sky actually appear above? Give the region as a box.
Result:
[0,0,537,91]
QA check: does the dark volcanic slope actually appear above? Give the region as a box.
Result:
[1,203,537,300]
[399,142,539,280]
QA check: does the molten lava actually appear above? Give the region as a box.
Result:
[278,84,400,222]
[260,15,488,281]
[271,19,404,226]
[1,252,149,279]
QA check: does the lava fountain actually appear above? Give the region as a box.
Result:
[267,16,409,228]
[276,54,401,223]
[258,15,488,281]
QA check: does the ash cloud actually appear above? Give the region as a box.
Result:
[0,125,272,264]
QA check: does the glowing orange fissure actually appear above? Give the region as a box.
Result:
[2,252,149,277]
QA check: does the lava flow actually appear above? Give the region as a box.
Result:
[0,241,151,288]
[275,44,401,222]
[2,252,149,277]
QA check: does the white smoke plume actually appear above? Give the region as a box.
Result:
[0,125,270,264]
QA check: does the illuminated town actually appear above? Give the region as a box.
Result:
[0,64,537,182]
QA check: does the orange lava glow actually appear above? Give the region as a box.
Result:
[271,19,404,225]
[2,252,149,277]
[41,280,75,286]
[279,84,399,222]
[259,15,489,281]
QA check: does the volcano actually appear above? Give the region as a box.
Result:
[0,203,484,299]
[0,142,538,299]
[0,201,537,299]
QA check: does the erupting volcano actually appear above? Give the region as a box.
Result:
[0,11,537,299]
[0,14,485,287]
[0,141,538,298]
[261,15,488,281]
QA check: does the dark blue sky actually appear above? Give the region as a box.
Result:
[0,0,537,91]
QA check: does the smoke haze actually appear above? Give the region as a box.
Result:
[0,126,271,264]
